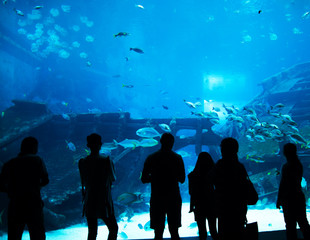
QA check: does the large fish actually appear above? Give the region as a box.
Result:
[139,138,158,147]
[115,139,140,149]
[136,127,161,138]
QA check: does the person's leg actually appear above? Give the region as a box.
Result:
[196,217,207,240]
[8,220,25,240]
[154,228,164,240]
[168,225,180,240]
[167,199,181,240]
[8,204,25,240]
[283,206,298,240]
[103,215,118,240]
[207,216,218,240]
[296,206,310,240]
[87,217,98,240]
[150,200,165,240]
[27,207,46,240]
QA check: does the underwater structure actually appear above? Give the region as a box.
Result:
[0,99,224,231]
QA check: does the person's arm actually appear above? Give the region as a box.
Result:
[108,156,116,182]
[177,156,186,184]
[141,157,151,184]
[39,158,49,187]
[0,162,9,193]
[78,159,86,198]
[276,165,285,209]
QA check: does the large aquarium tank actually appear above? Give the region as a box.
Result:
[1,0,310,239]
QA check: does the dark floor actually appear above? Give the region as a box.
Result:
[179,230,302,240]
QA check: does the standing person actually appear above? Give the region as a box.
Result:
[188,152,218,240]
[79,133,118,240]
[141,133,185,240]
[277,143,310,240]
[0,136,49,240]
[211,137,248,240]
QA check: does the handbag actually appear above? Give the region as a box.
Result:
[244,221,259,240]
[245,175,258,205]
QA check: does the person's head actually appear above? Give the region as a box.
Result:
[283,143,297,161]
[220,137,239,159]
[160,133,174,150]
[20,136,38,155]
[87,133,102,152]
[194,152,214,174]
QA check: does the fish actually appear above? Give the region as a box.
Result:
[144,221,152,231]
[258,10,262,14]
[202,129,208,133]
[34,6,43,9]
[188,222,198,229]
[243,107,257,115]
[61,113,70,120]
[191,111,205,117]
[158,123,171,132]
[115,139,140,149]
[254,135,265,142]
[209,118,220,125]
[281,114,293,122]
[246,154,264,163]
[1,112,4,118]
[130,48,144,54]
[212,107,221,112]
[136,127,161,138]
[114,32,130,37]
[138,223,143,229]
[86,61,92,67]
[88,108,101,113]
[100,142,118,154]
[271,103,285,110]
[176,150,191,158]
[302,11,310,19]
[227,115,244,123]
[194,101,202,107]
[244,114,258,122]
[66,140,76,152]
[135,4,144,9]
[84,149,90,155]
[122,84,134,88]
[223,104,237,114]
[117,192,142,205]
[288,133,308,145]
[13,8,24,16]
[204,111,219,119]
[61,101,68,106]
[139,138,158,147]
[267,110,281,118]
[184,100,197,109]
[118,231,128,239]
[162,105,169,110]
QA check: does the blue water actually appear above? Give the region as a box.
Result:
[1,0,310,238]
[1,0,310,117]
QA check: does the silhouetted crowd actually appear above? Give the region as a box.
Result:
[1,134,310,240]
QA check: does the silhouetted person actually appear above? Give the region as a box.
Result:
[188,152,218,240]
[277,143,310,240]
[79,133,118,240]
[141,133,185,240]
[0,136,49,240]
[211,137,248,240]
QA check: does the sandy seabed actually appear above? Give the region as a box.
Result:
[3,203,308,240]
